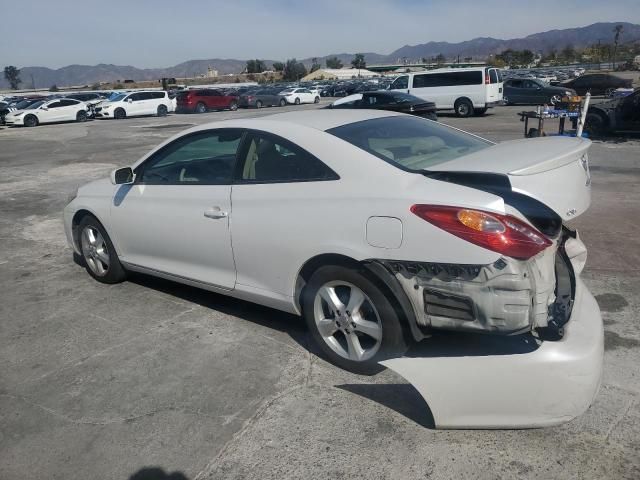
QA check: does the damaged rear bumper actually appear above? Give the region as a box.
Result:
[381,276,603,428]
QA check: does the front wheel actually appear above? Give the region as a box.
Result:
[314,96,320,104]
[550,94,562,105]
[24,114,38,127]
[255,100,263,109]
[114,108,126,120]
[229,101,238,111]
[78,215,127,284]
[195,102,206,114]
[157,105,168,117]
[454,98,473,117]
[584,112,607,136]
[279,98,286,107]
[294,97,301,105]
[76,110,88,122]
[302,265,408,375]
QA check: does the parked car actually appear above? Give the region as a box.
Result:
[328,91,437,120]
[0,96,46,123]
[64,110,602,429]
[503,78,576,105]
[4,98,89,127]
[279,88,320,105]
[389,67,503,117]
[560,73,632,96]
[584,88,640,135]
[94,91,172,119]
[238,89,286,108]
[65,92,106,105]
[175,89,239,113]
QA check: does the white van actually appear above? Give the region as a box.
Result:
[94,91,172,119]
[389,67,503,117]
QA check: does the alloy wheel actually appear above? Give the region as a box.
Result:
[81,226,110,277]
[313,281,382,362]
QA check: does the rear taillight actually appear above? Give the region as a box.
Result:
[411,205,552,260]
[485,73,490,84]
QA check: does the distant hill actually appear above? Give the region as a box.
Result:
[2,22,638,89]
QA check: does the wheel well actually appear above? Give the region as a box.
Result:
[454,97,473,107]
[587,108,609,125]
[295,254,420,343]
[71,209,97,249]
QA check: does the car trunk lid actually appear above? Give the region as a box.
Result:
[429,137,591,221]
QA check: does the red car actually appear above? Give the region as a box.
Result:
[176,89,239,113]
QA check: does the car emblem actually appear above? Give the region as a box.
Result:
[566,208,578,217]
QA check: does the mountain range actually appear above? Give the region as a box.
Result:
[3,22,639,89]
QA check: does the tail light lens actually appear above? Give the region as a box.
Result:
[485,73,490,84]
[411,205,552,260]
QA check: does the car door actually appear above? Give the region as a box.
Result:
[124,93,142,116]
[618,91,640,130]
[57,99,82,121]
[522,80,542,104]
[505,80,523,103]
[41,100,64,122]
[230,130,340,295]
[110,129,244,289]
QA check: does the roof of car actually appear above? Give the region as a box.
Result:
[252,109,401,131]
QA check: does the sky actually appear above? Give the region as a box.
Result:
[2,0,640,69]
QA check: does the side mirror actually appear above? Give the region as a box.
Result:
[127,98,133,103]
[110,167,134,185]
[41,106,48,110]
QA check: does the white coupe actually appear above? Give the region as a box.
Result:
[5,98,89,127]
[279,88,320,105]
[64,110,603,428]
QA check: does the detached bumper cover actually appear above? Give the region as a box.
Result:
[381,277,603,428]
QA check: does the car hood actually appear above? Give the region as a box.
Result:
[430,136,591,221]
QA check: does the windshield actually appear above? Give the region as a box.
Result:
[327,116,492,171]
[25,101,45,110]
[15,100,35,109]
[109,93,126,102]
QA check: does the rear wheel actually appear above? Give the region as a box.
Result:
[314,96,320,104]
[454,98,473,117]
[294,97,301,105]
[302,265,408,375]
[503,95,512,105]
[255,100,263,108]
[24,114,38,127]
[78,215,127,284]
[157,105,168,117]
[76,110,88,122]
[195,102,206,114]
[229,101,238,111]
[279,98,286,107]
[114,108,126,120]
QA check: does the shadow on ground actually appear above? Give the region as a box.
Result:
[128,467,188,480]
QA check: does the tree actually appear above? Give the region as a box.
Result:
[435,53,446,65]
[613,24,624,67]
[4,66,21,90]
[245,59,266,74]
[520,49,534,66]
[282,58,307,81]
[272,61,284,72]
[561,44,576,62]
[310,57,321,73]
[351,53,366,70]
[325,56,343,69]
[49,84,59,92]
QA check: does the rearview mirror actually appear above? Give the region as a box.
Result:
[110,167,134,185]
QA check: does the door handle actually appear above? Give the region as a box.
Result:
[204,207,228,219]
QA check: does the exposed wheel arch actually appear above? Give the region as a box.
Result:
[295,253,422,344]
[71,209,109,251]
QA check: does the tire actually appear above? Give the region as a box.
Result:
[76,110,88,122]
[24,114,38,127]
[294,97,301,105]
[114,108,126,120]
[314,96,320,104]
[302,265,409,375]
[454,98,473,117]
[195,102,206,114]
[503,96,512,106]
[549,94,562,105]
[584,112,607,136]
[473,107,487,116]
[255,100,263,109]
[157,105,168,117]
[279,98,286,107]
[78,215,127,284]
[229,101,238,111]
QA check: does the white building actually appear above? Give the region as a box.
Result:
[302,68,378,81]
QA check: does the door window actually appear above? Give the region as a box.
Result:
[59,99,79,106]
[489,69,498,84]
[391,76,408,90]
[237,132,338,183]
[138,130,243,185]
[47,101,62,109]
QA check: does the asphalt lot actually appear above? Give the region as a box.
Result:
[1,102,639,480]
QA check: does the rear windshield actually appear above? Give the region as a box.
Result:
[327,116,491,171]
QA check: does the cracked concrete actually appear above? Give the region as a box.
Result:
[1,104,639,479]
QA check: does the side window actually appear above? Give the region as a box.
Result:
[152,92,165,99]
[238,132,338,183]
[510,80,523,88]
[412,74,428,88]
[60,99,79,106]
[138,129,243,185]
[489,69,498,84]
[129,93,143,101]
[391,76,408,90]
[47,101,62,109]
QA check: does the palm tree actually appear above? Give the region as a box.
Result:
[612,24,624,68]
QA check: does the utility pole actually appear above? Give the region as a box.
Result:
[30,74,35,91]
[597,39,601,70]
